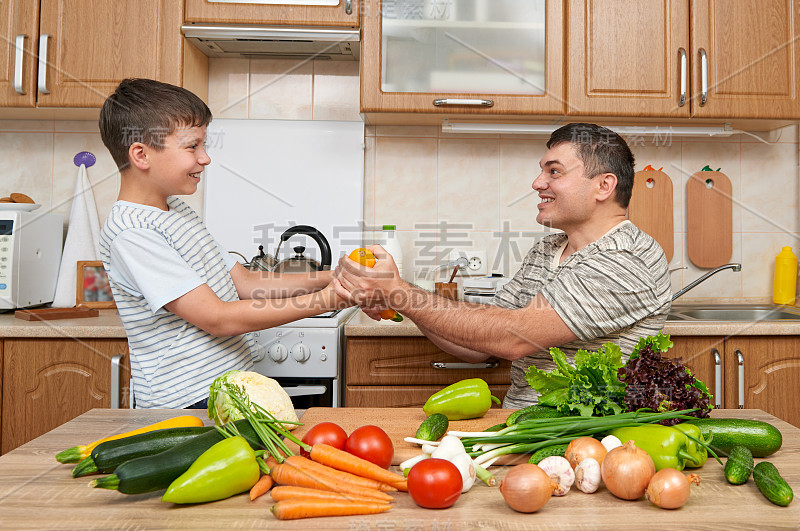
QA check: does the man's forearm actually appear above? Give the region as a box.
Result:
[416,322,491,363]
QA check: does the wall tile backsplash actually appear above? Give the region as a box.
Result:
[1,57,797,304]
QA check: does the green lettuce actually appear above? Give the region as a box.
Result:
[525,343,626,416]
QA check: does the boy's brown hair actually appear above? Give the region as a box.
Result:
[99,78,212,171]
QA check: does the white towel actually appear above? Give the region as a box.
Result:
[52,164,102,308]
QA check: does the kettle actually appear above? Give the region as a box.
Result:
[244,225,332,273]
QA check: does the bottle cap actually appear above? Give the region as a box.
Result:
[382,224,396,230]
[783,246,793,251]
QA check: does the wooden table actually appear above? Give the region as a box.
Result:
[0,408,798,529]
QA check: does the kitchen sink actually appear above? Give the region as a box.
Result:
[667,305,800,322]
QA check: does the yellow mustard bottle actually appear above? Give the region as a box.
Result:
[773,246,798,305]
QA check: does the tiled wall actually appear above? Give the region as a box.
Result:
[1,57,798,304]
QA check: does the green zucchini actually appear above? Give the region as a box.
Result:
[753,462,793,506]
[529,444,569,465]
[72,426,213,477]
[685,418,782,457]
[90,420,261,494]
[415,413,449,441]
[724,445,754,485]
[506,405,565,425]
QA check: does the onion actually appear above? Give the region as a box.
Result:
[499,463,556,513]
[646,469,701,509]
[565,437,608,469]
[600,440,655,500]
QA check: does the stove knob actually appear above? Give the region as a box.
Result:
[267,343,287,362]
[290,343,311,362]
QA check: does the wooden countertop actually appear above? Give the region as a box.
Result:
[345,308,800,337]
[0,408,798,529]
[0,309,126,338]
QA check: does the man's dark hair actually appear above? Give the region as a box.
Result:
[99,78,212,170]
[546,123,635,208]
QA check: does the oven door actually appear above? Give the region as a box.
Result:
[274,377,342,409]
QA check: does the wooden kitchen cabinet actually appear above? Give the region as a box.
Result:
[567,0,800,119]
[1,338,130,454]
[360,0,565,120]
[345,337,510,408]
[184,0,359,27]
[670,336,800,428]
[1,0,206,110]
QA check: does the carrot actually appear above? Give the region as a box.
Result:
[249,474,274,501]
[309,443,408,491]
[270,486,392,504]
[284,456,398,492]
[270,463,394,502]
[271,498,391,520]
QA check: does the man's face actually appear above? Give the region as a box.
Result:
[532,142,597,230]
[146,125,210,197]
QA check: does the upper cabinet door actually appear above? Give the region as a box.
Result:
[184,0,359,26]
[567,0,691,117]
[36,0,183,108]
[0,0,37,107]
[691,0,800,119]
[360,0,565,116]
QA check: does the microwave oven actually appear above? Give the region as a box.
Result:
[0,210,63,310]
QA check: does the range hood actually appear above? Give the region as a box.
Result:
[182,24,359,60]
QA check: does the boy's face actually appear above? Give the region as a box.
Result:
[145,124,210,197]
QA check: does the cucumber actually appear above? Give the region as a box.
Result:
[90,420,261,494]
[72,426,213,477]
[506,405,565,425]
[415,413,449,441]
[753,462,793,506]
[529,444,569,465]
[685,418,782,457]
[724,445,754,485]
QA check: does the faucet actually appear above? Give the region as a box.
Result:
[671,263,742,302]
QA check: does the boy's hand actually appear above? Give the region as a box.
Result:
[336,245,405,308]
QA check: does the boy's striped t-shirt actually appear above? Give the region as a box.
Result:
[99,196,254,409]
[493,221,671,409]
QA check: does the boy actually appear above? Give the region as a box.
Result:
[99,78,352,409]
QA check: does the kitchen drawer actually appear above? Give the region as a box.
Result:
[346,337,512,386]
[346,385,508,409]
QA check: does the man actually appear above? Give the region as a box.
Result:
[335,123,671,408]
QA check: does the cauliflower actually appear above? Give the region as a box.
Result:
[208,370,299,430]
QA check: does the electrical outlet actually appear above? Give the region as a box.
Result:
[449,250,487,276]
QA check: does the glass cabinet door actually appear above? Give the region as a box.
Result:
[361,0,564,117]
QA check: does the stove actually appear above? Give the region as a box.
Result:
[249,307,356,408]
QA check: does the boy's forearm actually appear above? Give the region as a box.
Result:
[235,268,333,299]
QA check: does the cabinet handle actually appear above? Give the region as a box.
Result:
[110,354,123,409]
[14,35,26,95]
[735,349,744,409]
[678,47,687,107]
[699,48,708,106]
[712,348,721,409]
[433,98,494,107]
[37,34,50,95]
[345,0,352,15]
[430,361,499,370]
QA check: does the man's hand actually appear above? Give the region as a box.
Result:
[336,245,406,308]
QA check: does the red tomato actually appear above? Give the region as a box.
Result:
[345,425,394,469]
[407,458,462,509]
[300,422,348,458]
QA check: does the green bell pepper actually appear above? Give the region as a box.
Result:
[609,425,700,471]
[162,435,260,504]
[423,378,501,420]
[672,422,710,468]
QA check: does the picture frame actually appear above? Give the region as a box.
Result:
[76,260,116,309]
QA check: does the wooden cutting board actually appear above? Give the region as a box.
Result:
[686,170,733,268]
[289,407,531,466]
[628,167,674,261]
